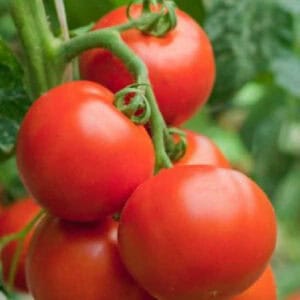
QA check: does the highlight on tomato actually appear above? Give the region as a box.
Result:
[0,198,40,291]
[118,165,277,300]
[80,5,215,125]
[26,215,155,300]
[16,81,155,222]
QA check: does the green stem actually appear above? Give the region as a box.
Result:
[54,0,73,81]
[7,239,24,291]
[0,210,45,292]
[61,29,148,81]
[142,0,152,12]
[60,28,172,170]
[293,13,300,55]
[10,0,48,98]
[146,86,172,170]
[10,0,62,99]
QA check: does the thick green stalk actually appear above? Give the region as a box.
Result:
[10,0,62,99]
[10,0,48,98]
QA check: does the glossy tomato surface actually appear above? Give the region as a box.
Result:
[176,130,230,167]
[232,266,276,300]
[26,215,154,300]
[119,165,277,300]
[80,5,215,125]
[17,81,155,222]
[0,198,40,291]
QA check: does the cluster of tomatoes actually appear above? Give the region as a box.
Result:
[0,4,277,300]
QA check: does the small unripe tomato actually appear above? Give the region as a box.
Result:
[176,130,230,168]
[26,215,155,300]
[232,266,276,300]
[119,165,277,300]
[80,5,215,125]
[17,81,155,222]
[0,198,40,291]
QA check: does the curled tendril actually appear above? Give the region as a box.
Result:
[164,127,187,162]
[114,83,151,125]
[126,0,177,37]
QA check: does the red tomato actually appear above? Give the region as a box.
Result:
[0,198,40,291]
[118,165,277,300]
[17,81,155,222]
[231,266,276,300]
[80,5,215,125]
[26,215,155,300]
[176,130,230,168]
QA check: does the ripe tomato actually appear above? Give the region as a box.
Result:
[80,5,215,125]
[118,165,277,300]
[176,130,230,167]
[26,215,154,300]
[0,198,40,291]
[17,81,155,222]
[232,266,276,300]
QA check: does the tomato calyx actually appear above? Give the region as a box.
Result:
[127,0,177,37]
[114,83,152,125]
[164,127,187,163]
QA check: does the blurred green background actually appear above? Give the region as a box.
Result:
[0,0,300,299]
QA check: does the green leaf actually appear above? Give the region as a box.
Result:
[64,0,126,29]
[275,262,300,297]
[240,90,293,196]
[278,119,300,156]
[0,157,26,202]
[205,0,293,103]
[175,0,205,24]
[276,0,300,14]
[0,0,9,12]
[275,164,300,228]
[271,52,300,97]
[0,39,30,160]
[0,117,18,160]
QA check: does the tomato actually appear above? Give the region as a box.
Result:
[26,215,155,300]
[80,5,215,125]
[176,130,230,167]
[0,198,40,291]
[118,165,277,300]
[232,266,276,300]
[16,81,155,222]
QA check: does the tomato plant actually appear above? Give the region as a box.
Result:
[16,81,155,222]
[26,215,154,300]
[232,266,276,300]
[0,0,284,299]
[175,130,230,167]
[0,198,40,291]
[80,4,215,125]
[118,165,277,300]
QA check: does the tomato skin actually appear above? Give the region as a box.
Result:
[26,215,154,300]
[176,130,230,168]
[80,5,215,125]
[231,266,276,300]
[0,198,40,291]
[16,81,155,222]
[118,165,277,300]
